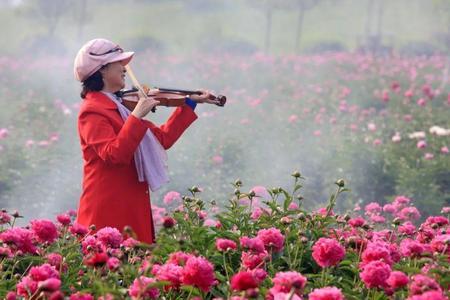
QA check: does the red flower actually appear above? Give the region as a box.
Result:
[83,252,109,268]
[162,216,177,228]
[230,271,259,291]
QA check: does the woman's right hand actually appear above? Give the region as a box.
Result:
[131,95,160,119]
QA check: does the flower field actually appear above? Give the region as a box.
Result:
[0,43,450,300]
[0,175,449,299]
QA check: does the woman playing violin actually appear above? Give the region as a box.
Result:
[73,38,219,244]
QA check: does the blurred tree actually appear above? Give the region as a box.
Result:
[363,0,387,54]
[293,0,321,52]
[248,0,291,53]
[432,0,450,89]
[72,0,89,42]
[22,0,71,37]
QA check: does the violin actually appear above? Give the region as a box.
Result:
[115,63,226,112]
[115,85,226,112]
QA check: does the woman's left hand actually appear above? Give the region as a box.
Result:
[189,89,221,105]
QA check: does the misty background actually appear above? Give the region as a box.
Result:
[0,0,449,226]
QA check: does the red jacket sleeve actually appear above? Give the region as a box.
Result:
[143,104,198,150]
[78,112,148,165]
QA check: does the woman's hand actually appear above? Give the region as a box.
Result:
[189,89,221,105]
[131,95,160,119]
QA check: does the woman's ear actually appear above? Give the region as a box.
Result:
[99,64,108,77]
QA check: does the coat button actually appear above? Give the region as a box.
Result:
[145,190,149,194]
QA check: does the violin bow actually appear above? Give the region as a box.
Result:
[124,65,157,112]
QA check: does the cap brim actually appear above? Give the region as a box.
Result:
[107,51,134,66]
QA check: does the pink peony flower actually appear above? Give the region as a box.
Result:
[312,238,346,268]
[167,251,192,266]
[69,222,88,236]
[430,234,450,254]
[288,202,299,210]
[256,228,285,253]
[128,276,160,299]
[270,271,307,296]
[409,274,442,296]
[397,206,421,221]
[0,211,11,225]
[240,236,266,253]
[17,263,60,297]
[348,217,366,227]
[441,146,449,154]
[394,196,411,205]
[387,271,409,290]
[153,263,183,289]
[417,98,427,106]
[107,257,120,271]
[0,227,37,254]
[212,155,223,164]
[163,191,182,205]
[424,153,434,160]
[56,214,71,226]
[398,222,416,236]
[407,290,448,300]
[30,219,58,244]
[0,128,8,139]
[424,216,449,227]
[46,253,64,271]
[365,202,382,215]
[16,276,38,297]
[6,291,17,300]
[38,278,61,291]
[181,256,216,292]
[361,241,393,266]
[241,251,268,269]
[309,286,344,300]
[216,238,237,252]
[96,227,123,248]
[417,140,427,149]
[360,260,391,289]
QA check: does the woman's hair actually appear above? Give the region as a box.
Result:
[80,67,105,99]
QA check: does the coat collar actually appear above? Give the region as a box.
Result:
[84,91,119,110]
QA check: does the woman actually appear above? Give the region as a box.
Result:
[73,38,218,244]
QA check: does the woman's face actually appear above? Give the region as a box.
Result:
[100,61,126,91]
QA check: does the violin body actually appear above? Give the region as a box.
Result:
[116,85,226,112]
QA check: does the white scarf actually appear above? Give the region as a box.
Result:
[102,91,170,191]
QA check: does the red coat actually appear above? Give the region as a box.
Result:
[76,91,197,244]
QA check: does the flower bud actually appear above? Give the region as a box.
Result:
[335,179,345,187]
[190,186,200,193]
[392,217,402,225]
[234,179,242,187]
[291,171,301,178]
